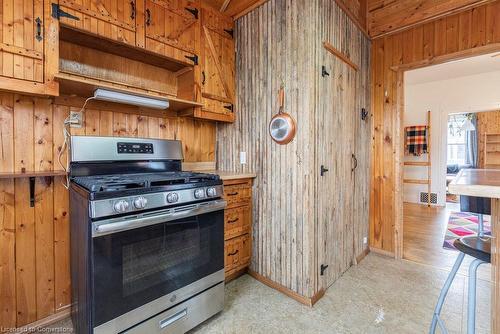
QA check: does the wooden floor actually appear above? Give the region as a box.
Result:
[403,202,491,281]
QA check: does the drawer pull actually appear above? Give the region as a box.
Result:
[228,250,239,256]
[227,191,239,196]
[227,218,239,224]
[159,308,187,329]
[146,8,151,26]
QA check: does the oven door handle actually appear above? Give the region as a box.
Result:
[92,200,227,237]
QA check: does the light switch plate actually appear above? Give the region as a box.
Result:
[240,151,247,164]
[363,237,368,245]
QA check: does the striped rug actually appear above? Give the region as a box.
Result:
[442,212,491,250]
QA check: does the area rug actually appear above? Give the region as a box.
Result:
[442,212,491,250]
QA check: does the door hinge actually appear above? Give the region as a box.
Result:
[321,65,330,77]
[224,28,234,38]
[320,165,329,176]
[185,7,199,19]
[223,104,233,112]
[185,54,198,65]
[320,264,328,276]
[51,3,80,21]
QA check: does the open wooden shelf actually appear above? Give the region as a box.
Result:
[60,26,192,72]
[403,179,430,185]
[54,73,203,113]
[0,170,67,179]
[404,161,431,166]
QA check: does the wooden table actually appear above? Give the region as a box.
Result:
[448,169,500,333]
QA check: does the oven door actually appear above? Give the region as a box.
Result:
[91,200,225,330]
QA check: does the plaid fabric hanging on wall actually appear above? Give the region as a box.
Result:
[405,125,428,156]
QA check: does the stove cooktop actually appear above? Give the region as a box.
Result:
[71,171,221,199]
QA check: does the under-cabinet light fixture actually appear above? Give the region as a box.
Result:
[93,88,169,110]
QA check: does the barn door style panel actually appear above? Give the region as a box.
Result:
[317,50,356,290]
[0,0,44,82]
[55,0,136,45]
[144,0,200,65]
[200,3,235,122]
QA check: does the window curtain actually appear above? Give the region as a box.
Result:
[465,113,478,168]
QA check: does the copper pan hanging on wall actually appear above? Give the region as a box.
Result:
[269,87,296,145]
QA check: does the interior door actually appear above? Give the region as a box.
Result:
[200,4,234,118]
[317,49,356,289]
[0,0,44,82]
[144,0,200,63]
[58,0,136,45]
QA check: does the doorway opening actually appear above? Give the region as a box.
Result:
[400,52,500,280]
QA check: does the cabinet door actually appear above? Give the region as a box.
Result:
[0,0,44,82]
[57,0,136,45]
[200,4,234,121]
[144,0,200,64]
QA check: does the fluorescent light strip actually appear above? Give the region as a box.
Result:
[93,88,169,110]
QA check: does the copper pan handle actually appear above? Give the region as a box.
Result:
[278,87,284,113]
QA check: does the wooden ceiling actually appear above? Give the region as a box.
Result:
[367,0,494,37]
[204,0,269,20]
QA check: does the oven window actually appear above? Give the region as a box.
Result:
[92,210,224,327]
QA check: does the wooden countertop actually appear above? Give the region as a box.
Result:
[206,170,257,181]
[448,169,500,199]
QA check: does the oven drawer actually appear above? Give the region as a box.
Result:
[123,282,224,334]
[224,234,251,275]
[223,181,252,208]
[224,205,251,240]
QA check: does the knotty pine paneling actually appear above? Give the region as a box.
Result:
[477,110,500,168]
[0,93,216,328]
[367,0,494,37]
[217,0,370,299]
[370,1,500,253]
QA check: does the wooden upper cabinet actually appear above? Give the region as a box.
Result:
[56,0,137,45]
[143,0,200,65]
[200,3,235,122]
[0,0,58,95]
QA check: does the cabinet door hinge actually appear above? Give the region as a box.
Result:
[51,3,80,21]
[223,104,233,112]
[184,54,198,65]
[224,28,234,38]
[185,7,199,19]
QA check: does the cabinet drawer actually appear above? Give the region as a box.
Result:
[224,205,251,240]
[224,234,251,275]
[223,183,252,208]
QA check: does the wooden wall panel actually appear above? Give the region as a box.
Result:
[477,110,500,168]
[0,93,216,327]
[370,1,500,253]
[334,0,368,32]
[367,0,493,37]
[217,0,370,299]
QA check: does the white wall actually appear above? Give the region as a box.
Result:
[404,70,500,206]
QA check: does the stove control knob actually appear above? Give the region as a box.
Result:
[206,187,217,197]
[113,200,129,213]
[166,192,179,203]
[133,196,148,209]
[194,188,205,199]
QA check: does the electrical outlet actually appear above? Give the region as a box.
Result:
[240,152,247,164]
[363,237,368,245]
[69,111,83,128]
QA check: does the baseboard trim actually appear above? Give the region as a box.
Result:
[355,248,370,264]
[18,305,70,330]
[248,269,324,307]
[369,246,395,258]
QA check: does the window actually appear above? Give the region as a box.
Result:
[447,114,467,165]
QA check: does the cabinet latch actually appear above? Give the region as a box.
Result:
[184,54,198,65]
[51,3,80,21]
[185,7,199,19]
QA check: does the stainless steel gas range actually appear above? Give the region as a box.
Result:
[69,136,225,334]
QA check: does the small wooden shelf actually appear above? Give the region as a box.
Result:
[54,73,203,113]
[0,170,67,179]
[404,161,431,166]
[404,179,430,185]
[60,26,192,72]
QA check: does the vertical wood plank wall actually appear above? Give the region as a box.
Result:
[0,93,216,328]
[370,0,500,253]
[217,0,370,298]
[477,110,500,168]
